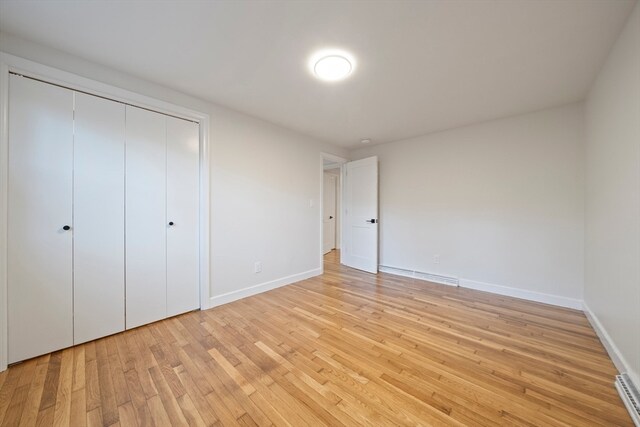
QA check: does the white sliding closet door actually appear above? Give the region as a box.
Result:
[73,93,125,344]
[166,117,200,316]
[7,75,74,363]
[125,106,167,329]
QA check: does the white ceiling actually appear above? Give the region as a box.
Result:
[0,0,635,148]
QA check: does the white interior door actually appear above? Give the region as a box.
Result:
[323,173,337,254]
[125,106,167,329]
[166,116,200,317]
[73,92,125,344]
[341,156,379,274]
[8,75,74,363]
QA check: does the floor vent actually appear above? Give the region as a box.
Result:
[379,265,459,287]
[616,373,640,426]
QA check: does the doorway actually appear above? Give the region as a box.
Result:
[323,167,339,254]
[321,154,346,266]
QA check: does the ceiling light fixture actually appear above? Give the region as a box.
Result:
[309,49,355,82]
[360,138,371,144]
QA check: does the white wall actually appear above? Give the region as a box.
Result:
[584,2,640,388]
[351,104,585,308]
[0,34,348,306]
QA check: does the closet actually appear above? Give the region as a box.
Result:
[7,74,200,364]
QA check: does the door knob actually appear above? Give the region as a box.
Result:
[168,221,174,226]
[62,225,71,231]
[329,216,333,219]
[365,219,377,224]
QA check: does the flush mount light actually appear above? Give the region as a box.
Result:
[314,56,351,81]
[360,138,371,144]
[309,49,355,82]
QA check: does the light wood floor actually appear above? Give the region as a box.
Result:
[0,250,631,426]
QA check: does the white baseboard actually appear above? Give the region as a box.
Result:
[379,264,582,310]
[208,268,322,308]
[458,278,583,310]
[583,301,640,390]
[379,265,458,287]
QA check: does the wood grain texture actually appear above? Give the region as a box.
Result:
[0,251,632,426]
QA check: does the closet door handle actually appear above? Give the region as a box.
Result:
[168,221,174,226]
[62,225,71,231]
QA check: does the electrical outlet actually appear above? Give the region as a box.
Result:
[433,254,440,264]
[254,261,262,273]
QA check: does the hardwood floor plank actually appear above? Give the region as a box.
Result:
[18,362,49,427]
[84,343,101,414]
[117,402,139,427]
[38,352,62,412]
[95,340,118,426]
[202,389,242,427]
[52,348,73,427]
[106,337,130,407]
[85,406,102,427]
[145,395,171,427]
[69,388,87,427]
[147,366,188,426]
[34,405,54,427]
[1,359,36,426]
[173,364,219,426]
[72,346,86,393]
[2,383,31,427]
[175,393,206,427]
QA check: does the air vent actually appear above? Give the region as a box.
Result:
[379,265,459,287]
[616,374,640,426]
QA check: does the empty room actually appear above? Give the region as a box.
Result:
[0,0,638,426]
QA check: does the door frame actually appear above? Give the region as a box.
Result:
[0,52,211,371]
[320,153,347,272]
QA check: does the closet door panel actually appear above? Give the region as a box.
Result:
[125,106,167,329]
[166,117,200,316]
[7,75,74,363]
[73,92,125,344]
